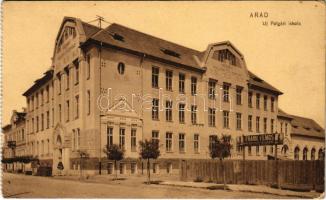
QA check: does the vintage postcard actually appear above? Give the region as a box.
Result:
[1,1,325,198]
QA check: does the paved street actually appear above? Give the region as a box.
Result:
[2,173,299,198]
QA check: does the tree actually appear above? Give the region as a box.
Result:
[104,144,124,179]
[139,139,160,184]
[209,134,232,190]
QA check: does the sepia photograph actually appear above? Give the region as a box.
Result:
[1,1,325,198]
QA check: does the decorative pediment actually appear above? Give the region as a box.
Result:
[105,99,139,118]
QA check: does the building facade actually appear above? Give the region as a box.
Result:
[2,17,325,175]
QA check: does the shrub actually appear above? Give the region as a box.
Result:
[194,176,204,182]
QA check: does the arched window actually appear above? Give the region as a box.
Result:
[281,145,289,156]
[294,146,300,160]
[117,62,125,75]
[311,148,316,160]
[302,147,308,160]
[318,148,324,160]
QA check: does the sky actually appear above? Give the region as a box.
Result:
[2,1,325,127]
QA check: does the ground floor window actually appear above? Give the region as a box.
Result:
[153,163,159,174]
[166,163,172,174]
[131,163,137,174]
[107,163,113,174]
[119,163,125,174]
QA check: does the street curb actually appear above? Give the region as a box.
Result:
[159,182,321,199]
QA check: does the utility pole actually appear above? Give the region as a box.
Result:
[96,15,104,28]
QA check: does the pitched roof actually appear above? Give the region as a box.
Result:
[248,71,283,95]
[83,22,205,71]
[80,20,283,94]
[81,22,102,40]
[277,108,293,119]
[23,69,53,96]
[290,115,324,139]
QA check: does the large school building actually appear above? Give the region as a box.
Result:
[2,17,324,175]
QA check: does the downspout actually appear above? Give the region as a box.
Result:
[99,41,103,175]
[139,53,146,174]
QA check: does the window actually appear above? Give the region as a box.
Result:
[41,114,44,131]
[86,54,91,79]
[152,67,159,88]
[271,119,274,133]
[119,128,125,149]
[318,149,324,160]
[271,97,275,112]
[152,98,159,120]
[303,148,308,160]
[120,163,125,174]
[256,93,260,109]
[41,90,44,105]
[41,140,44,155]
[191,77,197,95]
[179,103,185,123]
[36,116,39,132]
[218,49,236,65]
[256,146,259,156]
[57,73,62,94]
[256,116,260,133]
[209,135,217,151]
[179,73,185,93]
[165,100,172,122]
[248,115,253,132]
[248,92,253,107]
[46,111,50,129]
[264,95,267,111]
[263,118,267,133]
[107,127,113,148]
[280,122,283,133]
[191,105,197,124]
[248,146,252,156]
[294,147,300,160]
[75,60,79,85]
[76,128,80,150]
[75,95,79,119]
[285,123,288,136]
[236,113,242,130]
[208,108,216,127]
[223,111,229,128]
[270,146,274,154]
[152,131,159,144]
[131,129,136,152]
[36,92,39,108]
[223,83,230,102]
[263,146,267,156]
[194,134,199,153]
[52,108,54,127]
[281,145,288,156]
[166,132,172,152]
[131,163,137,174]
[208,80,216,99]
[66,100,70,122]
[87,90,91,115]
[47,139,50,154]
[179,133,185,152]
[117,62,125,75]
[236,86,242,105]
[165,70,173,91]
[311,148,316,160]
[45,85,49,103]
[65,67,70,90]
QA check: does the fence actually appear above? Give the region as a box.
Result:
[180,160,324,192]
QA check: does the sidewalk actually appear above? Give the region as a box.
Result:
[160,181,324,199]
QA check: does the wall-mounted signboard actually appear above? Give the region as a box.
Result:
[237,133,283,146]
